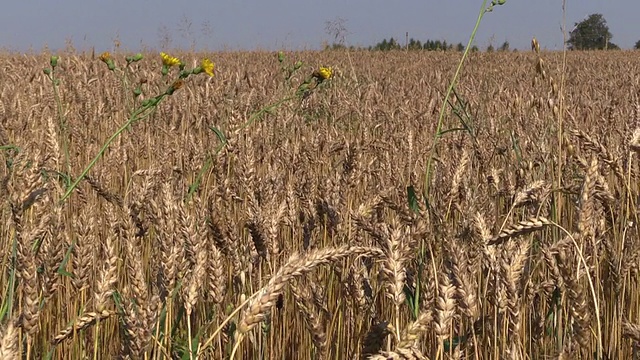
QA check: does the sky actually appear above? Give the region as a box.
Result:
[0,0,638,52]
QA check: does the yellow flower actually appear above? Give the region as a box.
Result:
[99,52,111,63]
[313,67,333,81]
[99,52,116,71]
[160,52,181,67]
[201,58,215,77]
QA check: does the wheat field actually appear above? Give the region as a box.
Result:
[0,49,639,359]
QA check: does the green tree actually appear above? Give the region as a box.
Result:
[371,38,402,51]
[373,38,389,51]
[408,38,422,50]
[635,40,640,49]
[567,13,618,50]
[423,40,434,50]
[499,40,510,51]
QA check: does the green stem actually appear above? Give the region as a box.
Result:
[186,140,227,202]
[240,96,296,131]
[423,0,489,199]
[186,88,303,201]
[59,97,163,203]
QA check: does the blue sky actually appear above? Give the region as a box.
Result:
[1,0,638,52]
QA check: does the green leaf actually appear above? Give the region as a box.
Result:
[186,125,227,202]
[57,241,75,278]
[437,127,467,137]
[443,335,467,351]
[0,239,18,322]
[209,125,227,146]
[407,185,420,214]
[403,283,417,317]
[0,145,19,151]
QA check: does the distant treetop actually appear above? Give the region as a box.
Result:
[567,13,619,50]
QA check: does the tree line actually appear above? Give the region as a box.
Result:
[325,38,511,52]
[370,38,510,52]
[325,13,640,51]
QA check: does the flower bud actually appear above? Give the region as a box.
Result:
[166,80,184,95]
[50,56,59,68]
[278,51,285,63]
[296,82,310,97]
[294,61,303,70]
[99,52,116,71]
[43,68,51,76]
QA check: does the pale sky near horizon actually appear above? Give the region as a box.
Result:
[0,1,638,52]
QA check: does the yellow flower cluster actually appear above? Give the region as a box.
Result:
[99,52,112,63]
[99,52,116,71]
[317,67,333,80]
[201,58,215,77]
[161,52,182,67]
[311,66,333,83]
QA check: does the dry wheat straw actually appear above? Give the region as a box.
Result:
[0,50,638,359]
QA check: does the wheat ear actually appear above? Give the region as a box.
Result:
[238,245,384,334]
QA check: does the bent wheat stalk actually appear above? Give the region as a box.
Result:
[231,245,383,358]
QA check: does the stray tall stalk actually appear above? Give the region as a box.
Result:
[424,0,505,199]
